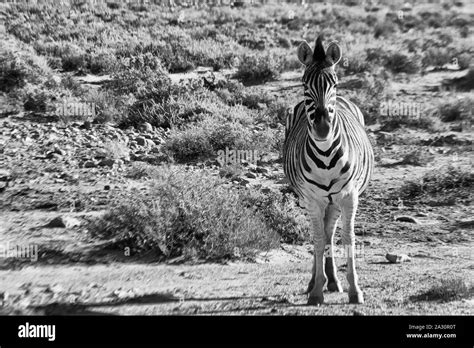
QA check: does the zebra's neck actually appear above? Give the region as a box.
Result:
[306,117,341,155]
[311,135,334,152]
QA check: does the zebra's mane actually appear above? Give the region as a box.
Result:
[302,62,335,82]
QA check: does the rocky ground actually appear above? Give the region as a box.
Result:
[0,67,473,315]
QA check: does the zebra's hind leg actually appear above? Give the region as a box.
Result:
[324,204,343,293]
[306,264,315,294]
[307,208,327,305]
[341,193,364,304]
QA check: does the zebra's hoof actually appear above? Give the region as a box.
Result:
[307,294,324,306]
[327,281,343,293]
[349,292,364,304]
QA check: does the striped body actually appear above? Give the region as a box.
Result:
[284,95,374,208]
[286,36,373,304]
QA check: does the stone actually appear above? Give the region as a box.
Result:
[245,172,257,179]
[386,253,411,263]
[138,122,153,133]
[98,158,115,167]
[80,121,92,130]
[45,216,81,228]
[0,169,10,181]
[83,160,96,168]
[395,215,420,224]
[136,137,147,146]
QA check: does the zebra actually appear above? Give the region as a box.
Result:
[283,35,374,305]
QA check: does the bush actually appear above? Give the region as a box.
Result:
[109,53,168,95]
[163,117,254,162]
[87,50,118,74]
[0,52,30,91]
[435,96,473,122]
[340,53,372,76]
[422,47,451,68]
[22,86,59,113]
[384,52,420,74]
[125,91,214,129]
[444,67,474,91]
[397,149,433,166]
[411,277,473,302]
[0,48,50,92]
[216,81,273,109]
[90,167,279,261]
[235,53,282,84]
[125,162,159,180]
[343,73,387,125]
[374,20,397,38]
[240,190,310,244]
[399,165,473,200]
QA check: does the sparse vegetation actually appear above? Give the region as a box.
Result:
[398,149,433,166]
[399,165,473,200]
[384,52,420,74]
[435,95,474,122]
[235,53,282,84]
[90,167,280,261]
[411,277,473,302]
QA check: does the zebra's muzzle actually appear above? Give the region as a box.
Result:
[313,119,330,140]
[313,107,331,140]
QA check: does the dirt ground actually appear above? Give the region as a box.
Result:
[0,67,473,316]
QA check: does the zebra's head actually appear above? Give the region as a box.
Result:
[297,36,341,141]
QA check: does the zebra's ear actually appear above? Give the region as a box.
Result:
[297,41,313,66]
[325,42,342,66]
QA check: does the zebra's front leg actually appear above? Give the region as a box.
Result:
[341,193,364,304]
[324,203,343,292]
[307,208,327,305]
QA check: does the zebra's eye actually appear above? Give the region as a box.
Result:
[328,107,334,113]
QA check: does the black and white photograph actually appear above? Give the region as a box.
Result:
[0,0,472,345]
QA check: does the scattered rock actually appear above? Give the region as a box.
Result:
[83,160,96,168]
[46,283,65,294]
[138,122,153,133]
[136,137,154,147]
[255,167,268,174]
[422,134,472,146]
[45,216,81,228]
[104,185,111,190]
[245,172,257,179]
[0,169,11,181]
[0,291,9,306]
[80,121,92,130]
[233,177,249,186]
[378,131,395,143]
[395,215,420,224]
[98,158,115,167]
[386,253,411,263]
